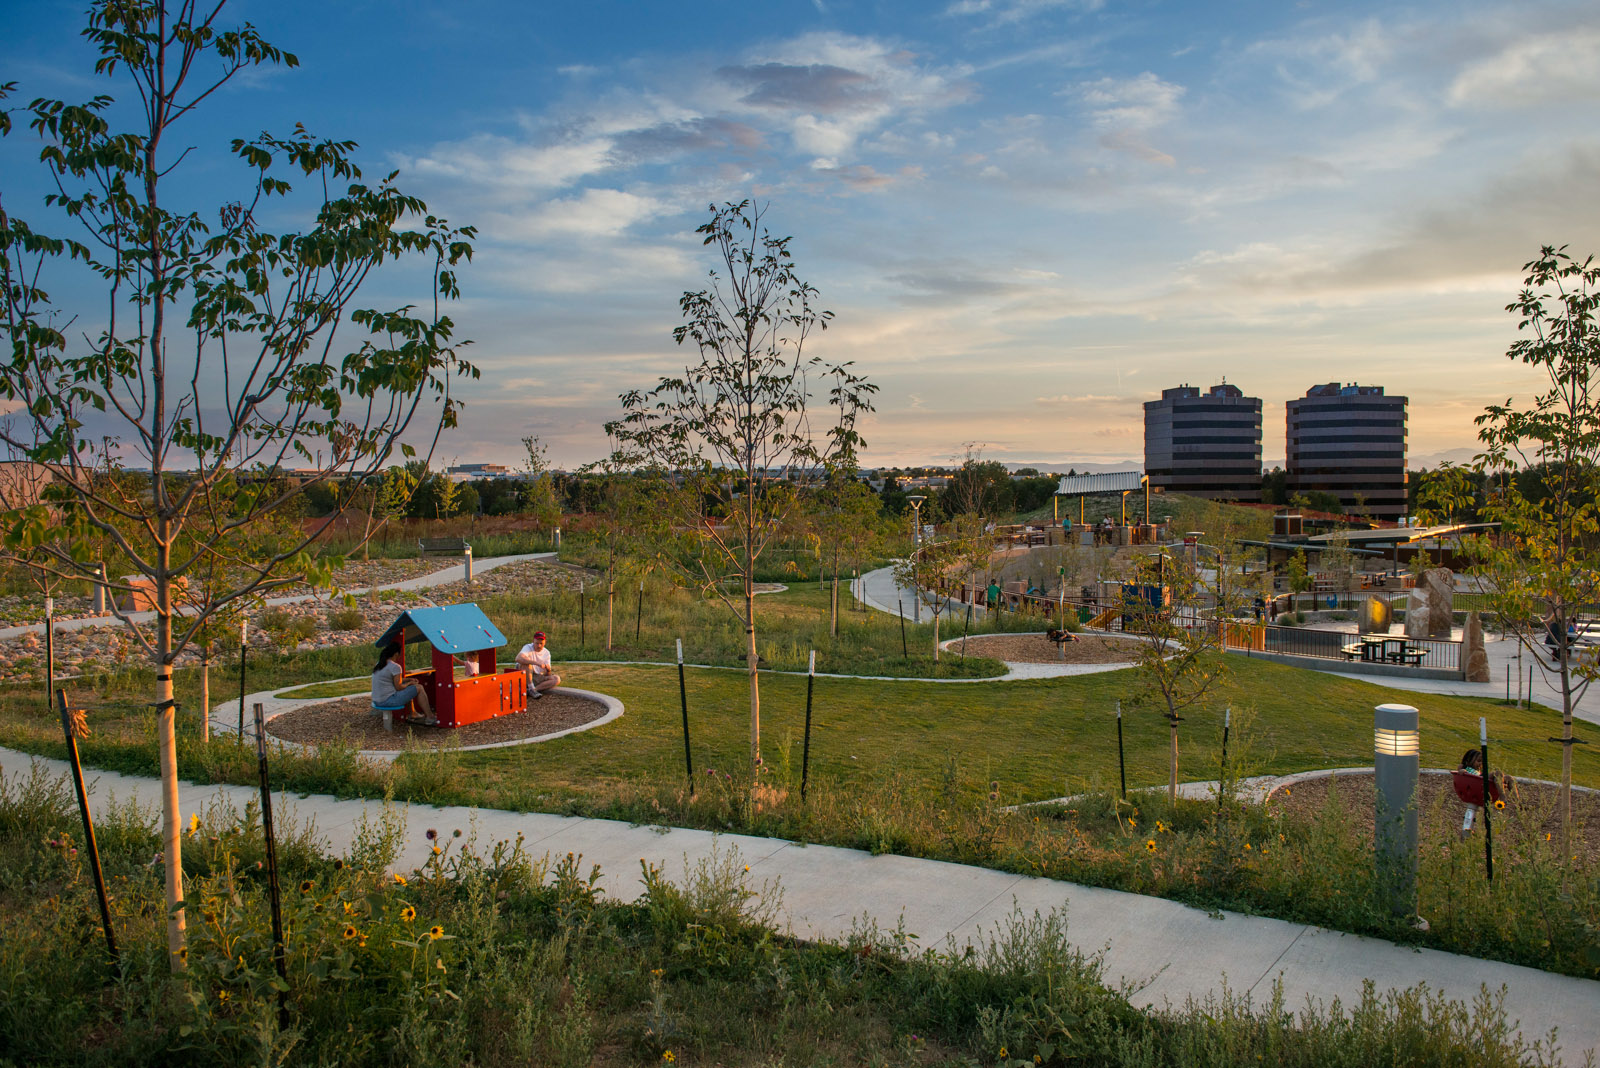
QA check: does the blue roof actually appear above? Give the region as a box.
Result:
[374,604,507,654]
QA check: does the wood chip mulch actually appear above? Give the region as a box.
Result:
[264,691,608,751]
[1267,773,1600,864]
[952,633,1141,665]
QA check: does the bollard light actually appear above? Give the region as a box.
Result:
[464,545,473,584]
[1373,702,1423,924]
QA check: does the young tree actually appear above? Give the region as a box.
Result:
[1421,246,1600,850]
[0,2,476,968]
[1123,537,1245,803]
[808,465,883,636]
[519,434,562,528]
[890,524,971,661]
[612,200,875,766]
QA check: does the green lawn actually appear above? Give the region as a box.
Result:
[4,582,1598,978]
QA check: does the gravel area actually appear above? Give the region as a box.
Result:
[953,633,1140,665]
[1267,773,1600,865]
[264,690,607,751]
[0,560,578,683]
[427,560,592,601]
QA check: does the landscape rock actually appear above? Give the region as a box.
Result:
[1423,567,1455,638]
[1404,586,1431,639]
[1359,595,1391,635]
[1463,610,1490,682]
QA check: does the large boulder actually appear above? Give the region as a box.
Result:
[1404,585,1432,638]
[1359,595,1392,635]
[1423,567,1455,637]
[1463,611,1491,682]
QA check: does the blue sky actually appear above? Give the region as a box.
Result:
[6,0,1600,470]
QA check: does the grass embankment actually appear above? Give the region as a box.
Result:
[2,579,1597,979]
[0,768,1563,1067]
[475,579,1015,680]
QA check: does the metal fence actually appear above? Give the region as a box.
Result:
[1223,622,1462,673]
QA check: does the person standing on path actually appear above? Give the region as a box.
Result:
[516,632,562,699]
[987,579,1002,618]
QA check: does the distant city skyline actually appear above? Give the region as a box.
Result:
[4,0,1598,471]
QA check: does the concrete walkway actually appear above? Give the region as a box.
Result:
[4,746,1594,1062]
[0,552,557,641]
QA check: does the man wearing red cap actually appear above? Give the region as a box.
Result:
[515,631,561,700]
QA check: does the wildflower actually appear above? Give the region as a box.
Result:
[1284,788,1292,797]
[393,874,407,886]
[342,925,358,940]
[177,947,188,963]
[298,880,313,894]
[1244,843,1252,851]
[343,901,355,915]
[1156,820,1166,833]
[999,1048,1008,1059]
[401,906,417,923]
[428,925,444,940]
[333,859,344,871]
[663,1053,676,1064]
[1127,818,1136,829]
[453,829,462,838]
[219,990,231,1004]
[1036,1057,1043,1065]
[431,846,442,856]
[1494,799,1505,810]
[1145,839,1156,852]
[189,813,200,835]
[652,968,663,977]
[743,865,750,873]
[425,828,438,841]
[1545,833,1552,842]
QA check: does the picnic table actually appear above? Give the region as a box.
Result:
[1340,635,1427,666]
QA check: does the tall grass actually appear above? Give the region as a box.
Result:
[0,766,1566,1067]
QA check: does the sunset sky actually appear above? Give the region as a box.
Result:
[5,0,1600,471]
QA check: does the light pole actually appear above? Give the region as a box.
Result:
[1374,702,1422,924]
[1141,475,1150,525]
[907,495,927,625]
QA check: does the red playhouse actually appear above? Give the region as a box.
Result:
[374,604,528,728]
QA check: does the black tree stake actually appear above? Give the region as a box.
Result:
[57,689,119,973]
[251,702,290,1031]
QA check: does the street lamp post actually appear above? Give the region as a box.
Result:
[907,495,927,625]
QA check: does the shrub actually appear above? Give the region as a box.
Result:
[328,606,366,632]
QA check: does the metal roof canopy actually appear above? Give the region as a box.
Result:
[1055,471,1144,496]
[1237,539,1386,557]
[374,603,508,654]
[1305,522,1498,548]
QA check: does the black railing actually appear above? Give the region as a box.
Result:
[1224,622,1461,672]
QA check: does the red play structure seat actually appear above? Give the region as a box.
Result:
[1451,770,1503,808]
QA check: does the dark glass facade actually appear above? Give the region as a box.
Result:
[1286,383,1408,519]
[1144,384,1263,501]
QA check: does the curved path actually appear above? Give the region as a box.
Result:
[0,552,558,642]
[1,744,1594,1062]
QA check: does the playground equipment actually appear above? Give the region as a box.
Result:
[374,604,528,728]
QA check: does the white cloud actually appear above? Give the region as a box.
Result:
[502,188,668,239]
[407,134,613,192]
[1449,28,1600,107]
[1078,72,1185,128]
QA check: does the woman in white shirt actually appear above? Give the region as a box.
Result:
[371,640,435,725]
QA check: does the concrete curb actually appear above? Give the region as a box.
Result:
[213,677,623,762]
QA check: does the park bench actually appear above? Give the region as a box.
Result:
[1343,637,1427,666]
[418,536,470,559]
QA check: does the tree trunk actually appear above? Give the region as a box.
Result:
[1168,716,1179,804]
[156,547,186,970]
[200,652,210,745]
[606,578,614,652]
[830,545,839,637]
[933,610,941,662]
[746,593,760,766]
